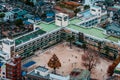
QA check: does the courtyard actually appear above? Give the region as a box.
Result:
[26,42,112,80]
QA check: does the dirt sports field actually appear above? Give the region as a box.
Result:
[30,42,112,80]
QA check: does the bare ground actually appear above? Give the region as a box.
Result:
[31,43,112,80]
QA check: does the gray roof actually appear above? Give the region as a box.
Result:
[28,70,49,79]
[36,66,49,72]
[106,22,120,32]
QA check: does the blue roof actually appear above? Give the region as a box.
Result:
[22,71,27,76]
[12,8,20,12]
[24,21,32,25]
[82,10,94,18]
[23,61,36,68]
[0,63,3,67]
[46,13,54,17]
[35,17,41,21]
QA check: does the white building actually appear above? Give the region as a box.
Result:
[4,12,14,22]
[55,13,69,27]
[0,38,15,61]
[90,6,102,16]
[50,73,70,80]
[77,5,107,27]
[0,63,6,79]
[84,0,105,6]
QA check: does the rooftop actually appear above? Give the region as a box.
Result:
[36,22,59,32]
[15,29,46,45]
[14,18,120,46]
[106,22,120,32]
[69,18,82,24]
[28,69,49,79]
[68,24,107,39]
[79,10,95,19]
[106,36,120,42]
[23,61,36,68]
[36,66,49,72]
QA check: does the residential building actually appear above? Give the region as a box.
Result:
[1,63,6,79]
[77,5,107,27]
[0,38,15,61]
[4,11,14,21]
[106,22,120,37]
[6,55,21,80]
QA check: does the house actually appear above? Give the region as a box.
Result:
[0,5,5,12]
[77,5,107,27]
[106,22,120,37]
[11,8,27,20]
[4,12,14,21]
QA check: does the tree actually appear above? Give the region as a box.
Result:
[14,19,23,26]
[82,42,87,53]
[107,56,120,76]
[0,13,5,18]
[98,41,102,53]
[66,35,75,49]
[48,54,61,73]
[74,8,81,16]
[84,5,90,10]
[0,13,5,22]
[82,49,99,73]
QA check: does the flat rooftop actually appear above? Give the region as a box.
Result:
[70,18,82,24]
[106,36,120,42]
[36,22,59,32]
[23,61,36,68]
[68,24,107,39]
[106,23,120,32]
[28,70,49,79]
[14,18,120,46]
[36,66,49,72]
[15,29,46,45]
[68,23,120,42]
[79,10,95,19]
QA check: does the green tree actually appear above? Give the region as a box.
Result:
[0,13,5,22]
[14,19,23,26]
[84,5,90,10]
[82,42,87,53]
[74,8,81,16]
[0,13,5,18]
[66,35,75,49]
[98,42,102,53]
[48,54,61,73]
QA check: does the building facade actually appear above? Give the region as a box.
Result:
[6,56,21,80]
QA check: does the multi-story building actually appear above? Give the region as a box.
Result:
[77,5,107,27]
[0,55,21,80]
[0,10,119,62]
[6,55,21,80]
